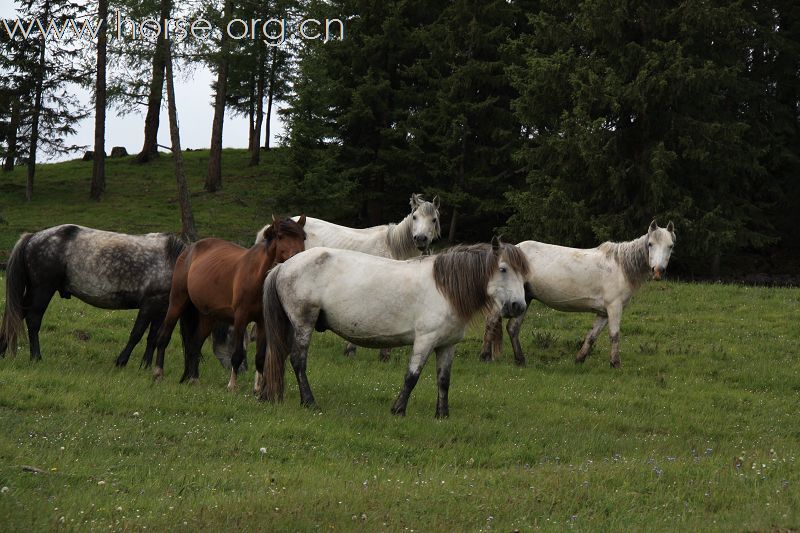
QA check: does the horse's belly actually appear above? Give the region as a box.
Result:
[324,314,415,348]
[66,287,142,309]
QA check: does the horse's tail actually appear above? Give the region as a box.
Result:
[262,265,292,402]
[1,232,33,356]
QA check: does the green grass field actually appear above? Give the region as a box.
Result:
[1,153,799,530]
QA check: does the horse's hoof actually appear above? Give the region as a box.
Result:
[227,384,237,392]
[610,360,621,369]
[513,357,527,367]
[390,405,406,416]
[152,370,163,381]
[479,352,492,362]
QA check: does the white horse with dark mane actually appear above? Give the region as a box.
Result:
[480,220,676,368]
[253,193,441,360]
[262,239,529,418]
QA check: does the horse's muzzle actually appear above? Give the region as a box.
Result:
[501,300,527,318]
[652,267,665,280]
[413,235,429,250]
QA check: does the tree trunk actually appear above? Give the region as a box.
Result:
[448,208,458,243]
[247,68,256,154]
[263,47,278,150]
[135,0,171,163]
[3,100,19,172]
[165,39,197,242]
[205,0,234,192]
[90,0,108,200]
[249,45,266,166]
[27,10,48,202]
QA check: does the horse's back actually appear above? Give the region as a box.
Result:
[276,248,434,346]
[517,240,614,312]
[24,224,178,308]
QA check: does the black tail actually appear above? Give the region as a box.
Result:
[1,233,33,356]
[262,265,293,402]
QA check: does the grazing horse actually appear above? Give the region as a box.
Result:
[261,239,529,418]
[0,224,183,365]
[252,193,441,363]
[152,216,306,387]
[479,220,676,368]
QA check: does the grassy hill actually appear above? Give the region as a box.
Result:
[1,154,799,530]
[0,149,297,261]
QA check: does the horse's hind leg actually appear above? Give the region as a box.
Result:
[181,314,214,383]
[288,324,316,408]
[575,315,608,364]
[115,308,151,367]
[378,348,391,362]
[343,342,356,357]
[479,312,502,362]
[24,287,56,361]
[140,315,163,368]
[391,338,435,416]
[434,345,456,418]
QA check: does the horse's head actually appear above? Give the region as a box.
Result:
[487,237,529,318]
[263,214,307,263]
[647,219,676,280]
[409,193,441,251]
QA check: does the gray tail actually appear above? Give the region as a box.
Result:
[262,265,292,402]
[1,233,33,356]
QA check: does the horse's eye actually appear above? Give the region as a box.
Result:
[433,218,437,223]
[499,266,507,273]
[648,243,652,247]
[413,215,417,221]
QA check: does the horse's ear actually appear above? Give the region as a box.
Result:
[667,221,676,240]
[649,219,658,232]
[297,214,306,227]
[410,193,420,208]
[262,225,276,243]
[433,195,440,209]
[271,214,278,224]
[491,236,502,256]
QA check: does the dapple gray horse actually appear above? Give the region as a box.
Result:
[0,224,187,366]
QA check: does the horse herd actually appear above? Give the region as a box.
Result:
[0,194,676,417]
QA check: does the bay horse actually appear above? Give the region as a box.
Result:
[253,193,441,363]
[152,216,306,387]
[479,220,676,368]
[261,239,529,418]
[0,224,184,365]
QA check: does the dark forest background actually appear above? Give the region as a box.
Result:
[2,0,799,278]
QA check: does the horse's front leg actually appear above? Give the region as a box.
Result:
[115,307,151,367]
[506,306,530,366]
[575,315,608,364]
[434,345,456,418]
[378,348,391,362]
[226,313,249,391]
[391,337,435,416]
[606,303,623,368]
[479,311,502,362]
[253,324,267,396]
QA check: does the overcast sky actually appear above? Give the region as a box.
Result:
[0,0,286,162]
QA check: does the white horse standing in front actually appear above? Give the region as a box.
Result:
[262,240,529,418]
[480,220,676,368]
[255,193,441,360]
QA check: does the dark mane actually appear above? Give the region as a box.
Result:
[263,218,307,246]
[164,234,186,265]
[433,242,528,322]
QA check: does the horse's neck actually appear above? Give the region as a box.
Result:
[385,214,418,259]
[254,242,277,277]
[609,235,650,288]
